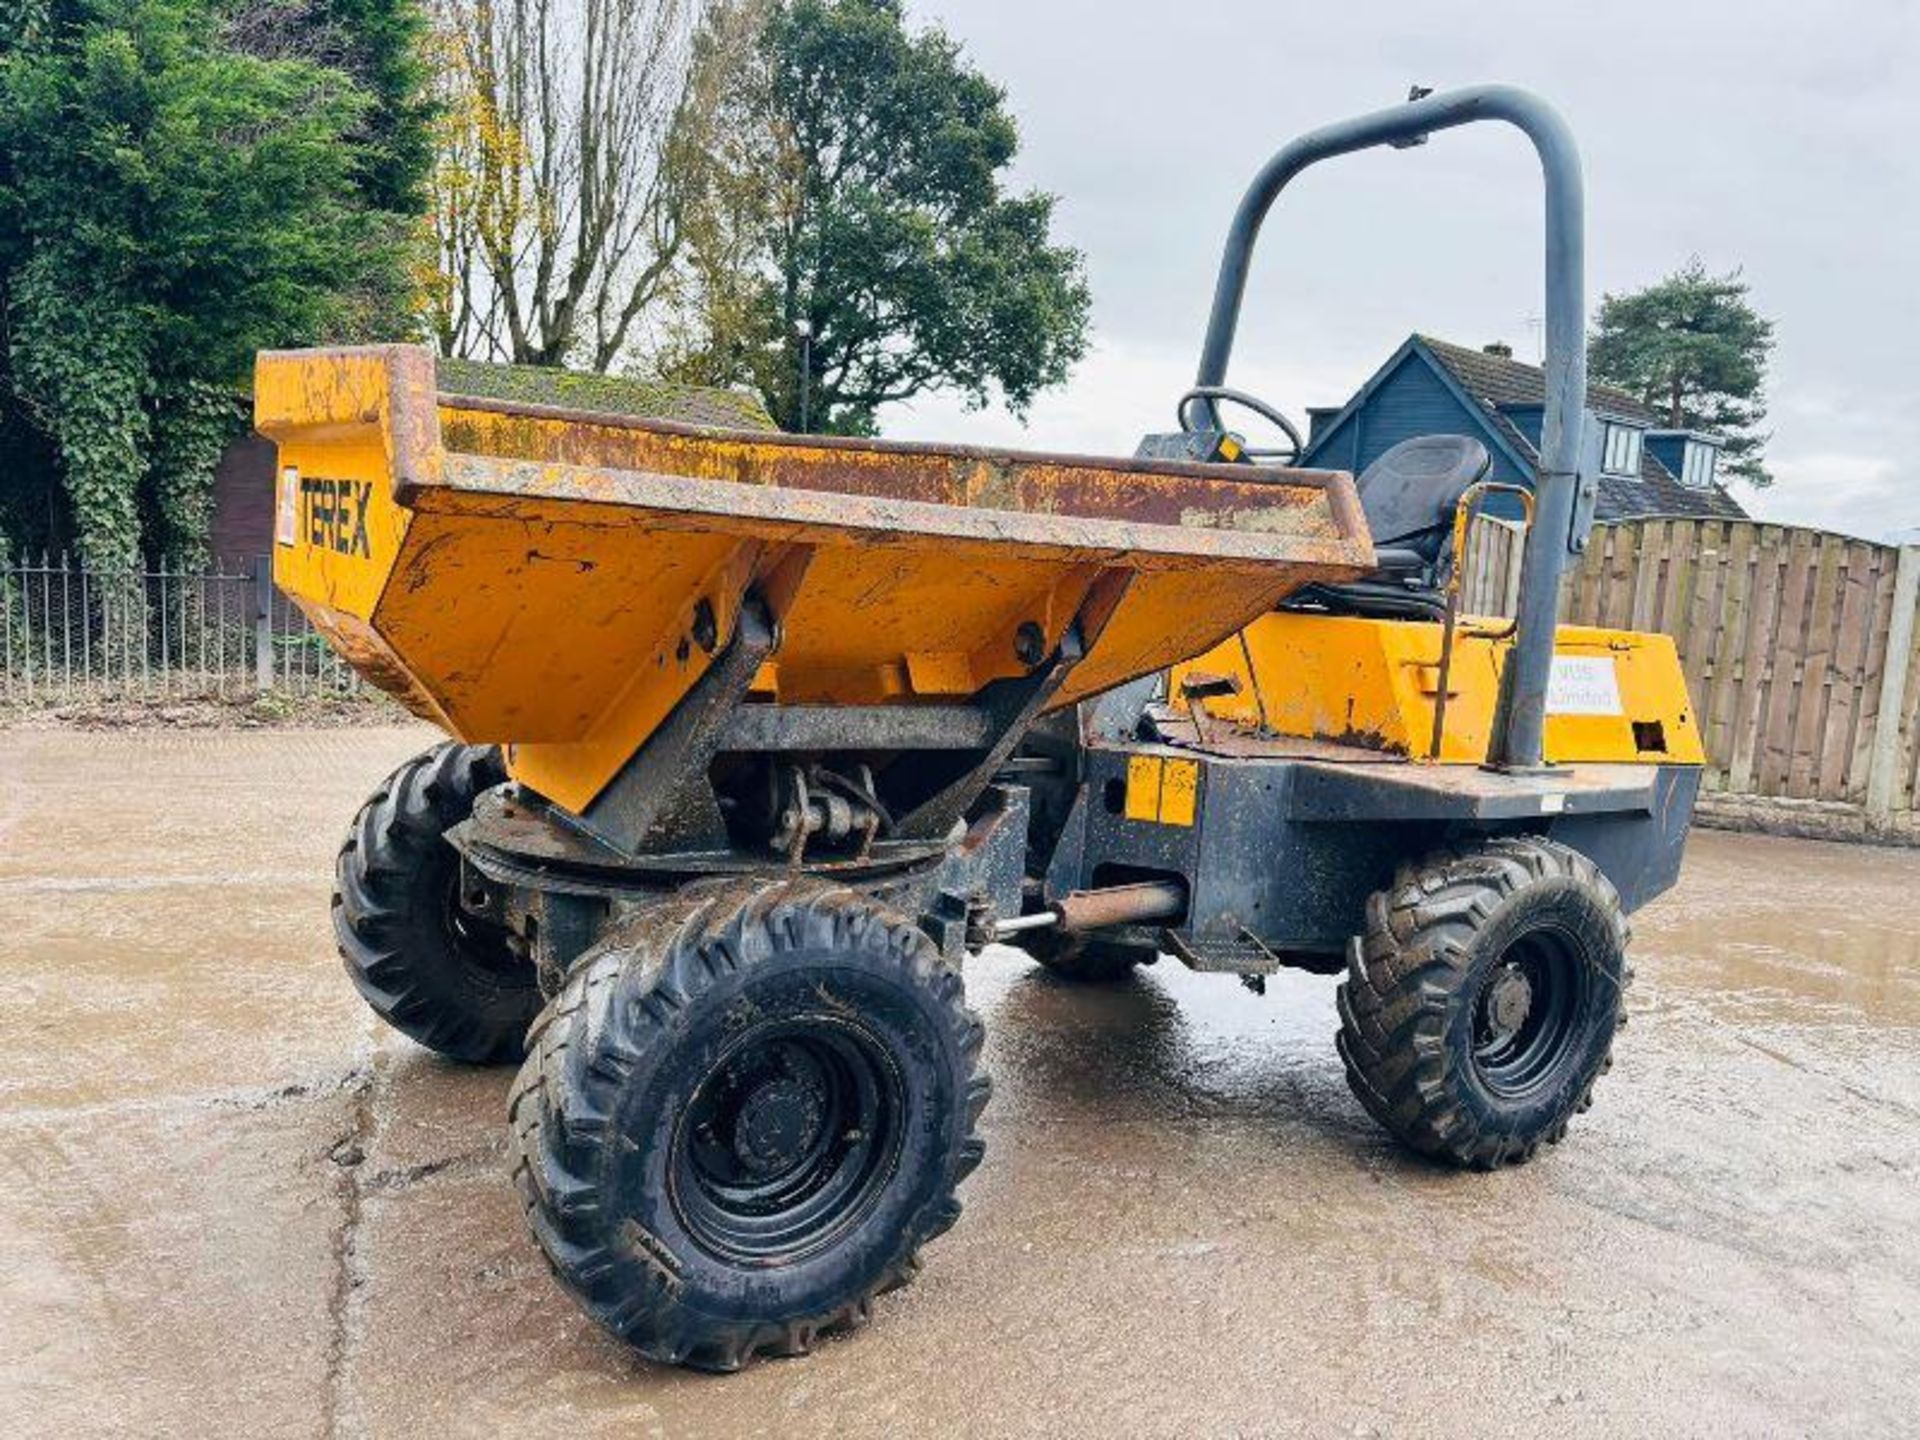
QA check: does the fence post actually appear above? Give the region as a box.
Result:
[253,554,274,693]
[1865,544,1920,817]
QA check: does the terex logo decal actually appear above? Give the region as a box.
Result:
[300,477,374,558]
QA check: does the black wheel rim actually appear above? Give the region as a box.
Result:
[1469,924,1589,1099]
[672,1018,904,1264]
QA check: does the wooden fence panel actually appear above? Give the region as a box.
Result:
[1851,546,1900,804]
[1562,525,1600,622]
[1824,540,1886,804]
[1631,518,1669,633]
[1604,524,1641,631]
[1756,528,1810,795]
[1785,534,1838,798]
[1460,515,1919,813]
[1703,522,1754,785]
[1727,527,1782,793]
[1897,575,1920,804]
[1458,516,1525,617]
[1677,520,1727,756]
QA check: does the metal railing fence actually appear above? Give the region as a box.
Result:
[1,552,363,702]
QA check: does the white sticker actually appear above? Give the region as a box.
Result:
[1546,654,1623,716]
[276,466,299,546]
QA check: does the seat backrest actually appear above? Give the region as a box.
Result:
[1354,435,1492,556]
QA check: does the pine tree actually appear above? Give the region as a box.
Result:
[1590,259,1776,488]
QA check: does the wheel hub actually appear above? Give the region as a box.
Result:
[732,1077,827,1175]
[1469,925,1591,1100]
[1485,966,1534,1040]
[675,1020,903,1265]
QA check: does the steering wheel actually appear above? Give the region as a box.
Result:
[1176,385,1304,465]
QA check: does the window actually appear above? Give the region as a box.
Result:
[1681,441,1718,489]
[1600,421,1643,477]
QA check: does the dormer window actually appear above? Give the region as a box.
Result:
[1679,440,1718,488]
[1644,429,1724,491]
[1600,421,1643,477]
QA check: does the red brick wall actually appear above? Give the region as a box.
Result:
[209,432,277,566]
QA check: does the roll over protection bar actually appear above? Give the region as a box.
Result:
[1194,84,1589,771]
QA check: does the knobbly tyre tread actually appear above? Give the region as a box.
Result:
[506,878,989,1372]
[333,742,541,1064]
[1335,835,1631,1170]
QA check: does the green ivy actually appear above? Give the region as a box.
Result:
[148,379,243,566]
[0,0,430,565]
[9,262,150,570]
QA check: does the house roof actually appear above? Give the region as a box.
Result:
[1417,336,1658,423]
[1415,336,1748,522]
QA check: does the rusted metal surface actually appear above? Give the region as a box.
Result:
[1170,611,1704,769]
[257,344,1375,556]
[892,571,1132,843]
[1052,880,1187,932]
[576,595,782,856]
[428,454,1364,573]
[1429,479,1532,758]
[456,786,951,881]
[433,391,1368,541]
[259,344,1376,816]
[1285,757,1662,818]
[1150,712,1408,764]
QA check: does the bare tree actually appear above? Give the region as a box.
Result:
[648,0,788,386]
[427,0,704,370]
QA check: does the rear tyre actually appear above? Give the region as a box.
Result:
[1335,836,1629,1169]
[334,743,540,1064]
[508,879,989,1372]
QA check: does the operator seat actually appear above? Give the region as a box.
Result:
[1287,434,1494,621]
[1357,434,1493,567]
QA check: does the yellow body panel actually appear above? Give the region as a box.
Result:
[257,346,1375,814]
[1122,755,1199,826]
[1172,611,1705,767]
[1124,756,1164,822]
[1159,757,1200,825]
[257,351,443,721]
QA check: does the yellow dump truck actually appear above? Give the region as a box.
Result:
[262,86,1703,1370]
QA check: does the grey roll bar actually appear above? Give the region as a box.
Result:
[1194,83,1587,772]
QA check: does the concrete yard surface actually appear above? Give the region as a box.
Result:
[2,726,1916,1438]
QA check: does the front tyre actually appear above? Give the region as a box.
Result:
[333,743,541,1064]
[508,879,989,1372]
[1336,837,1629,1169]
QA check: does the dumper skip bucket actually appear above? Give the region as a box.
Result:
[256,345,1372,813]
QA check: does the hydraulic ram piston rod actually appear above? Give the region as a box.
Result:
[995,880,1188,938]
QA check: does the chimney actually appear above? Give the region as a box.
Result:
[1482,341,1514,359]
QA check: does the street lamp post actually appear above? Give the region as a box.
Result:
[793,318,813,433]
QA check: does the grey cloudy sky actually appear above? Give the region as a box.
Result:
[883,0,1920,541]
